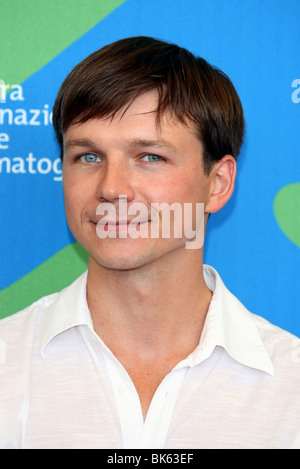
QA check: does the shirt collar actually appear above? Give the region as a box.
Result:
[40,271,91,357]
[180,265,274,376]
[41,266,274,375]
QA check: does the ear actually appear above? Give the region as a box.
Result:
[205,155,236,214]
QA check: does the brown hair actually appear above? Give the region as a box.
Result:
[52,36,245,173]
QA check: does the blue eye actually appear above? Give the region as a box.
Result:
[80,153,101,163]
[142,154,163,162]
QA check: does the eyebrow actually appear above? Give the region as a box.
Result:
[64,138,178,153]
[64,138,97,151]
[128,138,178,153]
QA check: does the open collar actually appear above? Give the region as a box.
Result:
[40,266,274,375]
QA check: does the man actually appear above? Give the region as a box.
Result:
[0,36,299,449]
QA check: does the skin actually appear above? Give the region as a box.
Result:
[62,90,236,418]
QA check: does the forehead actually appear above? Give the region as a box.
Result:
[124,89,159,116]
[64,90,200,147]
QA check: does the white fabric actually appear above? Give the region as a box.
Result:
[0,265,299,449]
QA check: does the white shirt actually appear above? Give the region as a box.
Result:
[0,265,299,449]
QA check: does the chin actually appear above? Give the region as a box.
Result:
[86,238,152,271]
[88,237,188,273]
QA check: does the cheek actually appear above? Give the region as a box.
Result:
[63,175,90,221]
[182,165,211,203]
[157,173,208,205]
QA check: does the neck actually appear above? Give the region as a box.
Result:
[87,247,212,361]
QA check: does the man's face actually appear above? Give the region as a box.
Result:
[62,90,213,271]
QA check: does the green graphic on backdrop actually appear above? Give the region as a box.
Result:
[274,183,300,248]
[0,0,126,85]
[0,243,88,319]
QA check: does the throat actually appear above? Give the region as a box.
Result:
[103,329,205,420]
[117,353,186,420]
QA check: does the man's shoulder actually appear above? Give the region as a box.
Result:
[0,291,59,330]
[0,291,60,364]
[209,264,300,375]
[251,311,300,375]
[0,293,58,381]
[0,272,88,394]
[0,272,87,332]
[252,311,300,347]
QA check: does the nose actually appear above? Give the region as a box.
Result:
[95,157,135,203]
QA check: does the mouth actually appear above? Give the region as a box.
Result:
[90,217,150,234]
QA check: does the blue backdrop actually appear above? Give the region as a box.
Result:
[0,0,299,336]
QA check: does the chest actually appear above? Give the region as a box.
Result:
[4,344,299,449]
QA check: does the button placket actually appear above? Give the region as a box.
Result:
[138,367,187,449]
